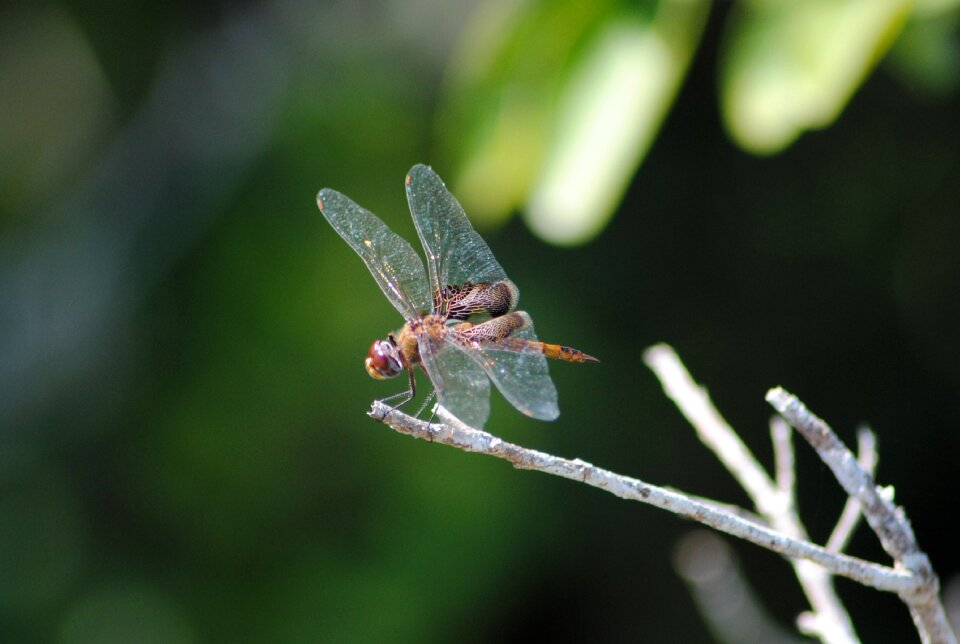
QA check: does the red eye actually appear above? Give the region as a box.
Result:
[365,340,403,380]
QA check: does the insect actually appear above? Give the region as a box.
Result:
[317,164,597,429]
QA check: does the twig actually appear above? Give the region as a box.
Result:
[675,530,808,644]
[640,345,777,515]
[825,427,878,554]
[365,343,955,643]
[643,344,856,644]
[771,416,796,504]
[766,388,955,644]
[370,401,918,595]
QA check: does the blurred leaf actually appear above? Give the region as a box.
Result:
[913,0,960,13]
[720,0,913,154]
[526,1,710,245]
[437,0,708,244]
[887,3,960,98]
[437,0,621,227]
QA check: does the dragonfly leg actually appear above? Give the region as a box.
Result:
[414,390,439,437]
[376,364,417,421]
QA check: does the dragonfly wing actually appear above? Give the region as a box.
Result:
[404,164,512,305]
[457,312,559,421]
[318,188,431,319]
[419,332,491,429]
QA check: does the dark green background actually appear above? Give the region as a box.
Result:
[2,1,958,642]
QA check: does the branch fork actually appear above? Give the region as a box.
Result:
[367,343,954,643]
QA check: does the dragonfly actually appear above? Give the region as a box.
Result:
[317,164,597,429]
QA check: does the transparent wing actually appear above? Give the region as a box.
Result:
[419,332,492,429]
[404,164,512,307]
[455,312,559,421]
[318,188,431,319]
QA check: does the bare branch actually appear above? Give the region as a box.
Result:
[370,401,918,596]
[766,388,955,644]
[362,344,955,643]
[644,344,857,643]
[770,416,796,504]
[675,531,807,644]
[766,389,916,560]
[641,344,777,515]
[826,427,878,554]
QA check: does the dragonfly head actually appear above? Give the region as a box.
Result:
[365,337,403,380]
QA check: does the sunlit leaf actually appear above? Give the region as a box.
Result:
[527,1,710,245]
[437,0,709,244]
[436,0,619,227]
[720,0,914,154]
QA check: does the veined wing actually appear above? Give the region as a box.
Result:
[318,188,430,320]
[455,312,559,421]
[404,165,512,312]
[418,330,492,429]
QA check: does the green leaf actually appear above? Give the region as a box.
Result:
[720,0,914,154]
[527,1,710,245]
[437,0,709,244]
[436,0,616,227]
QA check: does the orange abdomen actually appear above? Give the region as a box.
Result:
[540,343,599,364]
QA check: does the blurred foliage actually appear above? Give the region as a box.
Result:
[0,5,115,222]
[1,0,959,642]
[438,0,960,244]
[719,0,913,154]
[438,0,711,244]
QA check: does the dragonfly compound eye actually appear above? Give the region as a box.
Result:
[365,340,403,380]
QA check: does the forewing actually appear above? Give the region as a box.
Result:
[419,332,491,429]
[318,188,430,319]
[457,312,559,421]
[405,164,511,305]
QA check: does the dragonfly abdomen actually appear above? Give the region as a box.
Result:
[539,343,599,364]
[459,312,598,364]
